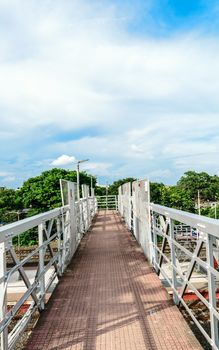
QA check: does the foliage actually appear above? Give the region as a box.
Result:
[0,187,22,211]
[160,186,195,212]
[2,169,219,246]
[151,171,219,213]
[150,182,165,204]
[19,168,96,211]
[177,171,219,201]
[95,186,107,196]
[0,168,96,245]
[108,177,137,195]
[0,187,23,224]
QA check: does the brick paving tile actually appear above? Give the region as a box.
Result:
[25,211,203,350]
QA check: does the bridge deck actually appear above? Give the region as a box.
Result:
[25,211,202,350]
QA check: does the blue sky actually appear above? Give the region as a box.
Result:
[1,0,219,188]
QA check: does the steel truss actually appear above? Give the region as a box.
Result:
[119,181,219,350]
[0,180,97,350]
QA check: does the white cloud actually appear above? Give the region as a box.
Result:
[51,154,76,166]
[83,162,112,175]
[3,176,16,183]
[1,1,219,136]
[0,0,219,186]
[0,172,11,177]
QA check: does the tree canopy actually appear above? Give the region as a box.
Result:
[177,171,219,202]
[108,177,137,195]
[19,168,96,211]
[0,168,96,223]
[1,169,219,227]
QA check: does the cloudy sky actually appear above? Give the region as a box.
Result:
[1,0,219,187]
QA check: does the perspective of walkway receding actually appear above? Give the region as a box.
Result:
[25,211,202,350]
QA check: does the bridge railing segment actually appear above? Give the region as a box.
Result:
[0,180,97,350]
[118,179,219,350]
[96,195,118,210]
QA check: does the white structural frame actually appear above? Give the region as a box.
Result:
[0,180,97,350]
[96,195,118,210]
[118,180,219,350]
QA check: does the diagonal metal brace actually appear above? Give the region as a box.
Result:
[157,217,169,276]
[43,220,59,274]
[9,248,41,311]
[179,239,204,303]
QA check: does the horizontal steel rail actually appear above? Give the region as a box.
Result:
[151,204,219,238]
[0,206,69,243]
[150,205,219,349]
[96,195,118,210]
[0,184,97,350]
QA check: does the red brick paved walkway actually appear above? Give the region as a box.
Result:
[25,211,202,350]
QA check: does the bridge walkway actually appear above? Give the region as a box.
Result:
[25,211,202,350]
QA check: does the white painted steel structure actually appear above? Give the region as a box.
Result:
[2,175,219,350]
[118,180,219,350]
[0,180,97,350]
[96,195,118,210]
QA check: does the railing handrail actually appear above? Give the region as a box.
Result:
[118,179,219,350]
[151,203,219,238]
[0,181,98,350]
[96,195,118,199]
[0,205,70,243]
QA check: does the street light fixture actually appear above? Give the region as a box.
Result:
[75,159,89,200]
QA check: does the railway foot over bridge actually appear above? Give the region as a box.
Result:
[1,179,219,349]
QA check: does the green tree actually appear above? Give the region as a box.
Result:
[177,171,219,202]
[0,188,23,224]
[19,168,96,212]
[108,177,137,195]
[95,186,107,196]
[150,182,165,204]
[163,186,195,212]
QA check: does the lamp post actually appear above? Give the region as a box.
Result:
[75,159,89,201]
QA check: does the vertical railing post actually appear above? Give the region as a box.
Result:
[0,242,8,350]
[95,197,98,213]
[86,196,90,230]
[169,218,179,304]
[57,217,62,276]
[92,196,95,216]
[38,223,45,310]
[206,234,219,348]
[151,213,159,273]
[106,194,108,210]
[61,211,68,272]
[68,184,76,258]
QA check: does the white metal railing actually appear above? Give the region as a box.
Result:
[151,204,219,349]
[0,180,97,350]
[118,180,219,350]
[96,195,118,210]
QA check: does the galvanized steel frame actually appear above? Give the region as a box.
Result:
[119,182,219,350]
[96,195,118,210]
[0,180,97,350]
